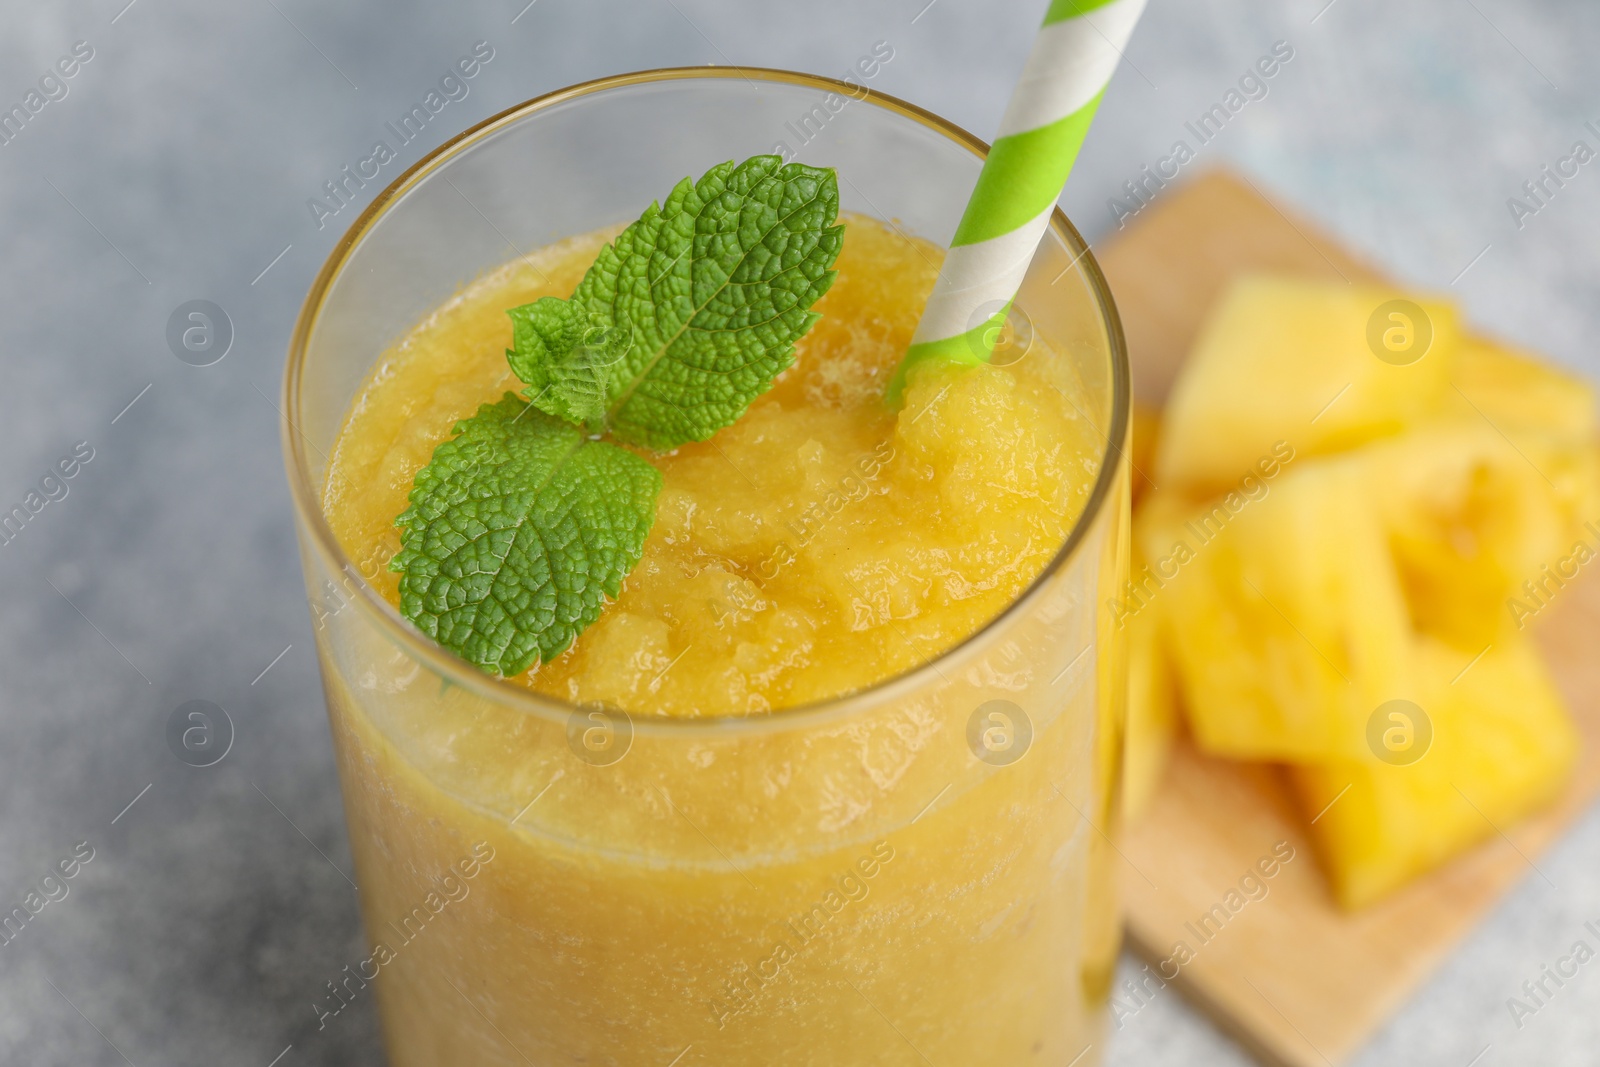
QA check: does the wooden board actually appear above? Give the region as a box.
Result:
[1100,171,1600,1066]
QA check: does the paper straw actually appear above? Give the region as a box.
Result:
[890,0,1147,400]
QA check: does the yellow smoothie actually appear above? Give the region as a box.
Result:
[314,215,1123,1064]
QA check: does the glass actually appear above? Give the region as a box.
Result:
[283,68,1130,1066]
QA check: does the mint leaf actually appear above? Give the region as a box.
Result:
[391,395,661,677]
[507,155,843,449]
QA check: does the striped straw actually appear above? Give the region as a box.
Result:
[890,0,1147,400]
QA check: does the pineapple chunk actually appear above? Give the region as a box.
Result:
[1531,436,1600,549]
[1447,337,1597,444]
[1150,458,1413,761]
[1291,637,1577,909]
[1123,545,1178,820]
[1157,277,1460,496]
[1445,337,1600,551]
[1124,409,1178,818]
[1361,422,1572,647]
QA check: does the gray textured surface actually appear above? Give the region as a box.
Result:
[0,1,1595,1064]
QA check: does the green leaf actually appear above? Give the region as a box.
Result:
[507,155,843,450]
[391,395,661,677]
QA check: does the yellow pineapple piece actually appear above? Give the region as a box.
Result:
[1444,336,1600,549]
[1361,422,1573,647]
[1157,277,1460,496]
[1123,409,1178,819]
[1536,435,1600,537]
[1447,337,1596,444]
[1505,438,1600,632]
[1146,457,1413,761]
[1446,336,1600,547]
[1122,543,1178,821]
[1291,637,1577,909]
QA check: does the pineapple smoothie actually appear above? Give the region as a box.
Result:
[312,214,1125,1065]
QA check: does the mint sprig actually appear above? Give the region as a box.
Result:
[393,156,842,676]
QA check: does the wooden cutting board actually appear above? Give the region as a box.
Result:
[1099,170,1600,1066]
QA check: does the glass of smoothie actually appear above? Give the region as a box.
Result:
[283,68,1129,1066]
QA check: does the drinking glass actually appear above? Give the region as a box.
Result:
[282,67,1130,1067]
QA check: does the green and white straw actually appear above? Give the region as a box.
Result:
[892,0,1147,398]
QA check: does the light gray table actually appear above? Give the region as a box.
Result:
[1,1,1595,1063]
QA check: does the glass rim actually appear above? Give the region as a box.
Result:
[281,65,1131,738]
